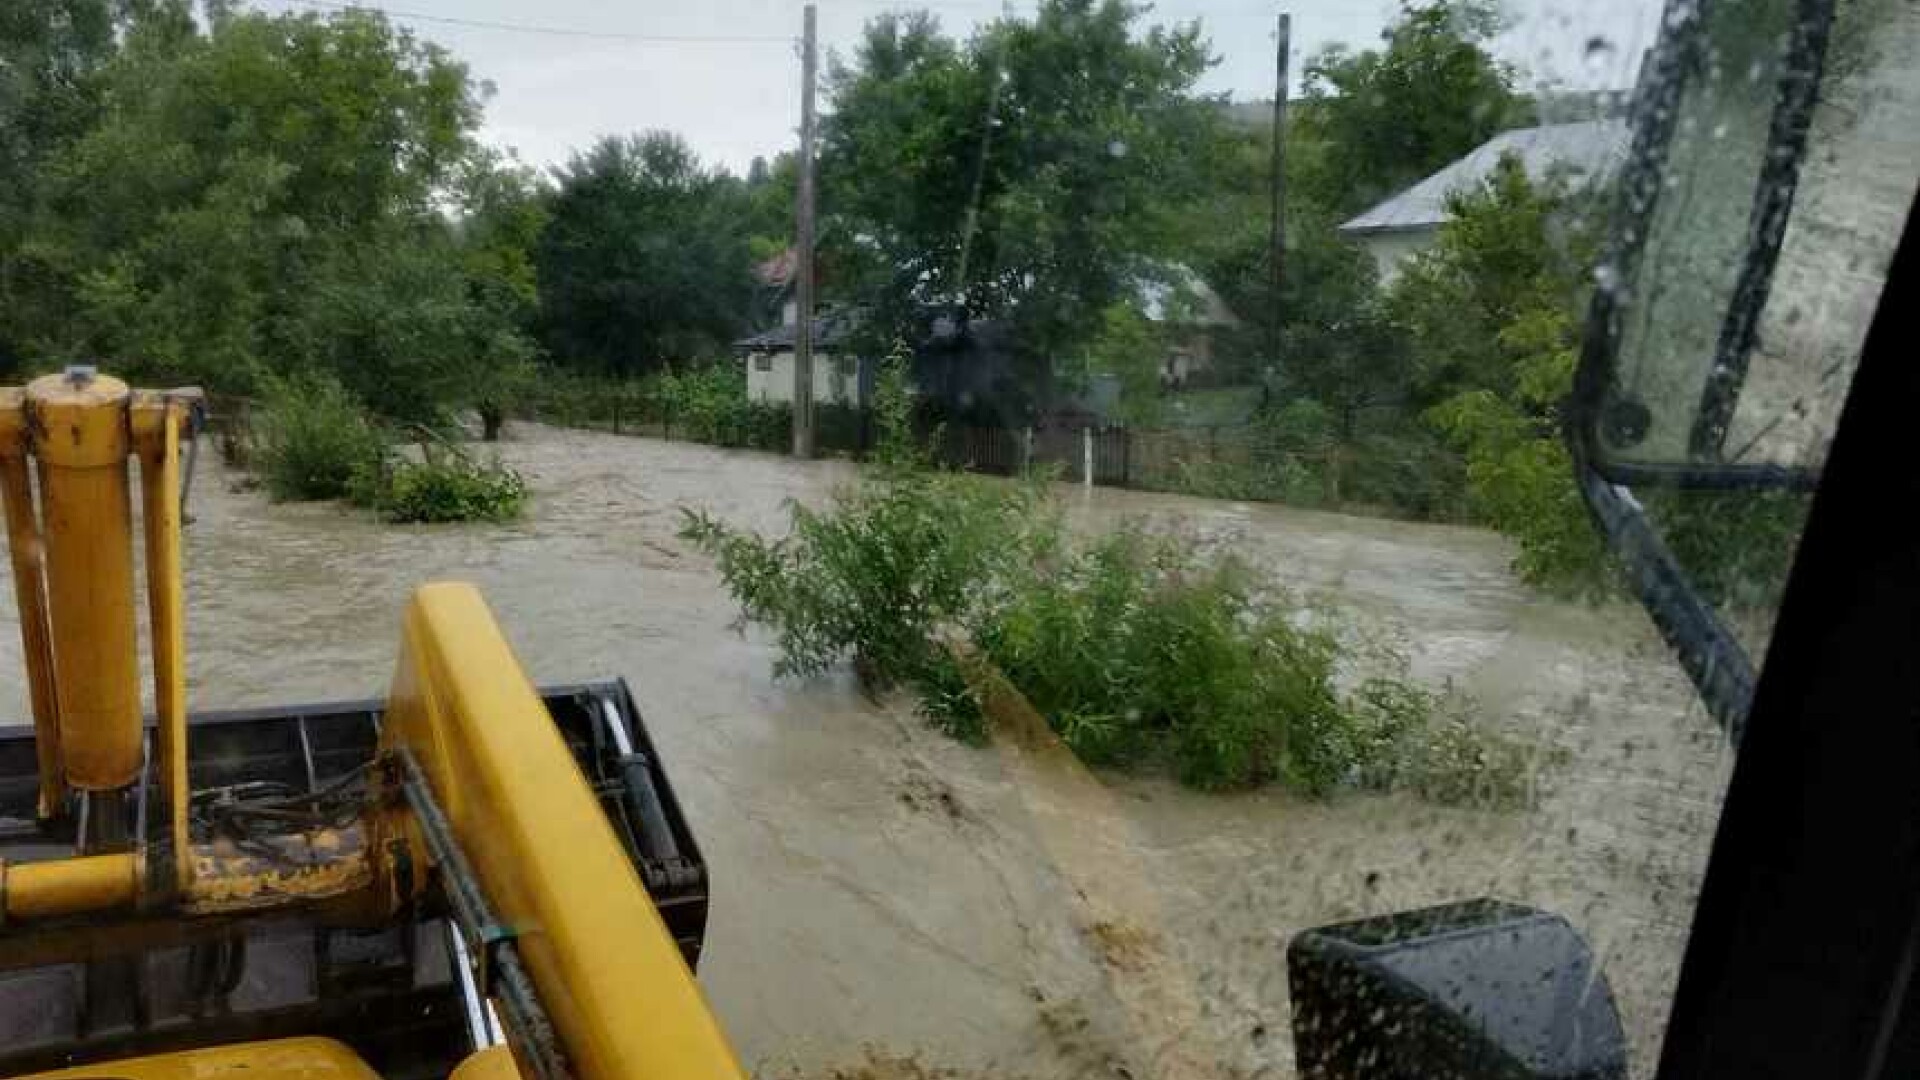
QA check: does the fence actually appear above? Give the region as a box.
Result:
[937,422,1270,489]
[513,392,1465,520]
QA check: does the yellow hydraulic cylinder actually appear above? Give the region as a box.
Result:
[1,853,140,921]
[0,393,65,819]
[132,395,193,889]
[25,372,142,793]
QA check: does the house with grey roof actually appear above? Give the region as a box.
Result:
[1338,118,1630,284]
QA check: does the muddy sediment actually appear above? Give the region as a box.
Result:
[0,424,1732,1079]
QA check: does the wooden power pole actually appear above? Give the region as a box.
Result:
[1269,12,1290,371]
[792,3,819,458]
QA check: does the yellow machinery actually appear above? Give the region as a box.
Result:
[0,369,746,1080]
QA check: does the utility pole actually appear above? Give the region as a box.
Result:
[792,3,819,458]
[1269,12,1290,373]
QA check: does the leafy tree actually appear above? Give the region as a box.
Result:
[534,132,756,377]
[821,0,1230,402]
[0,0,179,371]
[1399,153,1608,588]
[1082,301,1168,425]
[454,153,547,436]
[1296,0,1526,217]
[1,6,524,422]
[738,152,797,262]
[1387,153,1592,409]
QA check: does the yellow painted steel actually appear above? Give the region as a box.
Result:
[7,1037,382,1080]
[452,1046,525,1080]
[0,394,64,818]
[132,395,192,890]
[382,583,745,1080]
[24,372,142,792]
[2,853,138,920]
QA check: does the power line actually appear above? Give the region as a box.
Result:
[266,0,796,44]
[268,0,1305,40]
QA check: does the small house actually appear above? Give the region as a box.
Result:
[737,307,867,407]
[1339,119,1630,284]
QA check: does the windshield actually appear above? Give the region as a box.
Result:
[0,1,1911,1079]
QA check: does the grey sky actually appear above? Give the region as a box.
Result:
[251,0,1662,176]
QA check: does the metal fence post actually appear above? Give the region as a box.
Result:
[1083,426,1093,490]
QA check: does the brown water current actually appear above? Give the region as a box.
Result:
[0,424,1734,1080]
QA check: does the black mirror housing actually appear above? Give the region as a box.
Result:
[1288,899,1627,1080]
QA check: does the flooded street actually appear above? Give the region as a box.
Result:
[0,424,1732,1080]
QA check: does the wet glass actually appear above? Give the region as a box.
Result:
[1595,0,1919,477]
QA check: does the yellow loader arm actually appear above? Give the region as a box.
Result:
[0,370,745,1080]
[379,583,745,1080]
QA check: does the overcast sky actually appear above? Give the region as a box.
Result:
[248,0,1662,176]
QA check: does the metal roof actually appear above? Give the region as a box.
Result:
[734,310,859,352]
[1338,119,1630,235]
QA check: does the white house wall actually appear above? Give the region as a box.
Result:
[744,350,860,405]
[1359,228,1436,286]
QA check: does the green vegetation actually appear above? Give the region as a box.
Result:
[682,452,1538,804]
[254,374,386,503]
[819,0,1229,387]
[535,134,767,376]
[353,448,528,525]
[679,472,1054,685]
[654,365,791,450]
[0,0,1808,613]
[251,372,525,523]
[1,3,531,425]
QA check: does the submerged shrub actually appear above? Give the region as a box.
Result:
[686,461,1543,801]
[679,470,1056,685]
[352,448,527,524]
[253,373,385,501]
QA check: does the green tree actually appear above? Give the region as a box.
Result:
[1296,0,1526,217]
[454,153,547,437]
[738,152,797,262]
[1,6,523,422]
[821,0,1230,403]
[1397,153,1608,587]
[1082,301,1167,425]
[1387,153,1590,408]
[535,132,756,376]
[0,1,193,371]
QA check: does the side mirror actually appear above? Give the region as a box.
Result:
[1573,0,1912,490]
[1287,899,1627,1080]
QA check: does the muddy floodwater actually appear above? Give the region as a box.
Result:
[0,424,1733,1079]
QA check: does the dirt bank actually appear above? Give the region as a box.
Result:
[0,424,1732,1078]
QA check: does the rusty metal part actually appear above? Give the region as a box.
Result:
[182,825,374,915]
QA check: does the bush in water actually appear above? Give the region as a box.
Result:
[683,463,1540,803]
[253,373,386,502]
[352,446,528,524]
